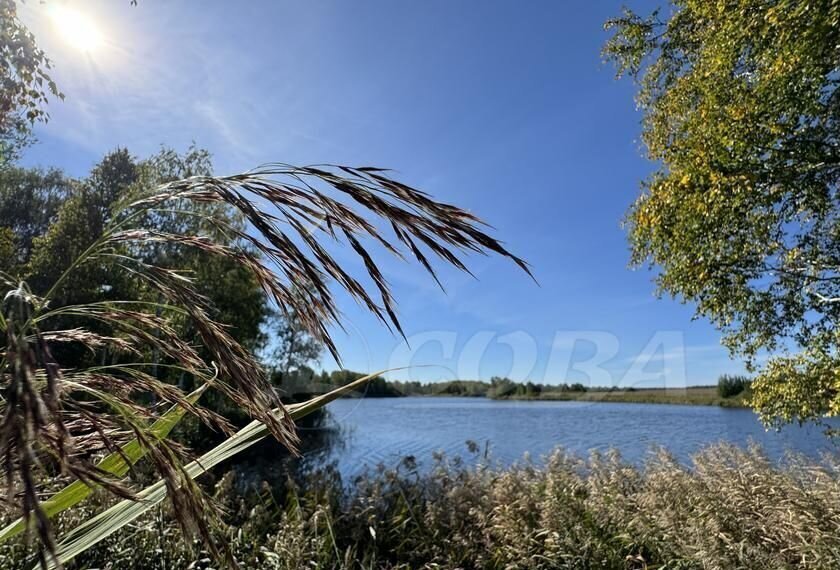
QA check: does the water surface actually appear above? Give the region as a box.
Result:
[314,397,839,475]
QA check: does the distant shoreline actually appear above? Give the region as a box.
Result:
[320,372,751,407]
[489,386,750,408]
[359,386,751,408]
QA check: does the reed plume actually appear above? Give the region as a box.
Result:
[0,164,528,568]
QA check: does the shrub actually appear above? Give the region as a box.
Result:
[718,374,751,398]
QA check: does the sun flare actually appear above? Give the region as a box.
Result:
[49,5,102,53]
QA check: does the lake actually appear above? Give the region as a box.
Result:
[313,397,840,475]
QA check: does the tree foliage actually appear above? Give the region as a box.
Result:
[0,166,71,275]
[717,374,751,399]
[604,1,840,427]
[26,149,139,305]
[266,296,322,376]
[0,0,62,166]
[1,146,311,420]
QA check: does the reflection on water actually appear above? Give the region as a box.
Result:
[309,397,840,476]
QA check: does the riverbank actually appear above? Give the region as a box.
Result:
[493,386,751,407]
[373,375,753,407]
[19,442,836,569]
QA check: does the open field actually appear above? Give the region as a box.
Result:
[500,386,751,407]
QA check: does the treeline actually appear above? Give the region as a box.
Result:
[276,367,402,398]
[484,376,589,399]
[276,368,487,398]
[390,379,491,397]
[295,372,753,404]
[388,375,590,399]
[717,374,751,398]
[281,372,593,399]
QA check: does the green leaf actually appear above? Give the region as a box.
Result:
[0,385,207,544]
[38,371,386,569]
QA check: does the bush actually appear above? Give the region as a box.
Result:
[718,374,751,398]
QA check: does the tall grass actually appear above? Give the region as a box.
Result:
[3,442,838,569]
[0,164,528,567]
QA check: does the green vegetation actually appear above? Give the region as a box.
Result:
[507,386,750,407]
[604,1,840,428]
[391,378,492,397]
[718,374,752,399]
[488,376,588,399]
[2,0,838,567]
[2,442,838,569]
[277,368,403,399]
[326,373,752,407]
[483,374,752,406]
[273,373,493,399]
[0,0,62,166]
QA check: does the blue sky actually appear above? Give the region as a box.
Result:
[18,1,748,386]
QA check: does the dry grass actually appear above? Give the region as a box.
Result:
[4,442,839,569]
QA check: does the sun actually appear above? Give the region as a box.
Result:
[48,4,103,53]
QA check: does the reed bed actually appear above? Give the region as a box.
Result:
[4,442,839,569]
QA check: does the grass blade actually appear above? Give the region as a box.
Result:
[38,370,387,569]
[0,385,207,544]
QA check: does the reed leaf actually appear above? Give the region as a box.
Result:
[0,384,208,544]
[38,370,388,569]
